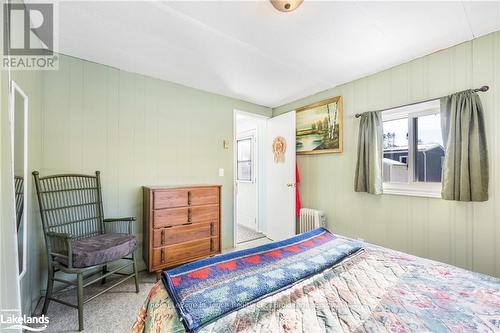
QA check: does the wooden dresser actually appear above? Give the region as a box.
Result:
[142,185,221,276]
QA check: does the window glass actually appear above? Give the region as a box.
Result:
[381,100,443,196]
[415,113,444,182]
[237,161,251,181]
[237,138,252,181]
[237,139,251,161]
[383,118,408,183]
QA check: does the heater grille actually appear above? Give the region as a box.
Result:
[298,208,326,233]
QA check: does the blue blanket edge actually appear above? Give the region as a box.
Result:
[167,227,328,276]
[161,228,362,333]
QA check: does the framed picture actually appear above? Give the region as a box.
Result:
[296,96,343,154]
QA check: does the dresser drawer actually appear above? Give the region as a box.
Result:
[153,205,219,228]
[191,205,219,223]
[154,189,188,209]
[189,187,219,206]
[152,237,218,268]
[153,222,219,247]
[153,207,188,228]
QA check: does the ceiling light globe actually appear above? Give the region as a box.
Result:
[270,0,304,12]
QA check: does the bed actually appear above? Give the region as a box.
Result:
[132,229,500,333]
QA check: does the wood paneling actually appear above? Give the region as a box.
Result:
[273,31,500,278]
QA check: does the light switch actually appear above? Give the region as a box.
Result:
[218,168,224,177]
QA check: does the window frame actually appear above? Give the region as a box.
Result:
[382,101,442,199]
[236,135,254,183]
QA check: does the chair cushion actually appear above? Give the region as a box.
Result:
[62,233,136,268]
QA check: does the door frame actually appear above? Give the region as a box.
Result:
[233,110,269,248]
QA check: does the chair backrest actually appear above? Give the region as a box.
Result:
[32,171,105,240]
[15,176,24,231]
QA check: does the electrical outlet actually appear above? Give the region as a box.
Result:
[218,168,224,177]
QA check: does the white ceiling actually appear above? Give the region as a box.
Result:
[57,1,500,108]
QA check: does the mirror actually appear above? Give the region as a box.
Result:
[11,81,28,279]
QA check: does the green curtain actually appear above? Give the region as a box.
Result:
[440,90,489,201]
[354,111,383,194]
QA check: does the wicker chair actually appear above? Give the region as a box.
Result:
[15,175,24,230]
[33,171,139,331]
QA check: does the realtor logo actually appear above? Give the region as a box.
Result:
[2,2,58,70]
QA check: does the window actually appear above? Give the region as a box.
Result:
[237,137,253,181]
[382,100,443,198]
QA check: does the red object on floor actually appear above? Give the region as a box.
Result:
[296,162,301,217]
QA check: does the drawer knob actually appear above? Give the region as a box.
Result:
[187,191,192,205]
[188,208,192,222]
[160,249,165,263]
[160,230,165,245]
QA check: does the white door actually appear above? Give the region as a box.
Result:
[266,111,296,241]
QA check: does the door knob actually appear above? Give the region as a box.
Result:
[286,183,296,188]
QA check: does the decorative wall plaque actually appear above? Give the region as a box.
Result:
[272,136,286,163]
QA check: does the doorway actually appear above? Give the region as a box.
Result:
[234,111,267,245]
[233,110,297,248]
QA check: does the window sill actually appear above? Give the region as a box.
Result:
[383,182,442,199]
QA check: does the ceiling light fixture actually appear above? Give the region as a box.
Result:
[270,0,303,12]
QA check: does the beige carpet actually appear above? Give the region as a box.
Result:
[34,271,156,333]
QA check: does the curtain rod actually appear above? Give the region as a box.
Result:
[354,85,489,118]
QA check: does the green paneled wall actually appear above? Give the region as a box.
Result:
[3,53,270,314]
[273,30,500,278]
[40,54,270,258]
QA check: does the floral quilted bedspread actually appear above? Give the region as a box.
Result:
[132,244,500,333]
